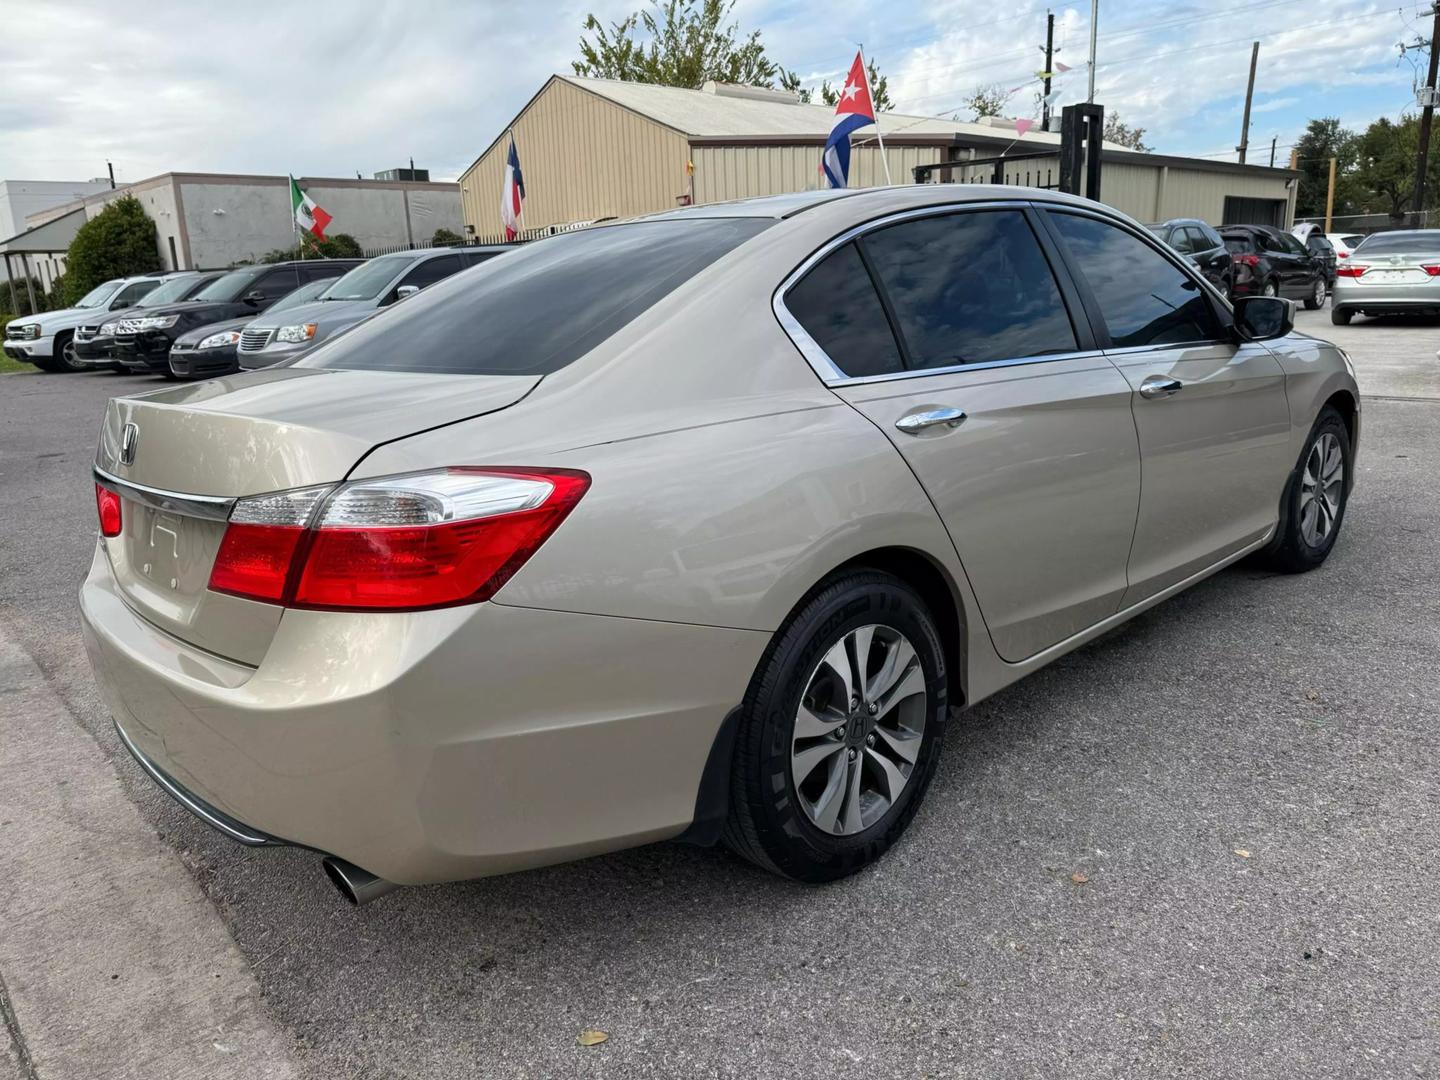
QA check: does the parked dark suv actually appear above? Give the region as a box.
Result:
[1218,225,1327,309]
[113,259,362,375]
[1149,219,1233,298]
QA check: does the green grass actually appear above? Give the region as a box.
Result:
[0,352,31,374]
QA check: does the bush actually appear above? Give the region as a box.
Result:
[63,195,161,305]
[432,227,464,246]
[259,232,365,263]
[0,275,47,318]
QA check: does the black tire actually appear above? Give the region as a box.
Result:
[1263,406,1352,574]
[52,331,85,372]
[1261,278,1279,298]
[1330,306,1353,326]
[1303,277,1326,310]
[723,570,949,882]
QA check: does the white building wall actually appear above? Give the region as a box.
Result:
[0,179,113,239]
[178,179,464,267]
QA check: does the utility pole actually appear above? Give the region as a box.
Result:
[1087,0,1099,103]
[106,161,115,189]
[1269,136,1277,167]
[1325,158,1337,232]
[1412,2,1440,218]
[1042,11,1056,131]
[1237,41,1259,163]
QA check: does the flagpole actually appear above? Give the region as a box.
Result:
[858,47,892,185]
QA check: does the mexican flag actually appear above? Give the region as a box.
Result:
[289,175,332,239]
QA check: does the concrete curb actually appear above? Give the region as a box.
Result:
[0,626,307,1080]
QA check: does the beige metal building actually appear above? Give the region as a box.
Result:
[461,76,1297,236]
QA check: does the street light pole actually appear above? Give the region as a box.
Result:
[1237,41,1259,164]
[1087,0,1099,103]
[1412,2,1440,219]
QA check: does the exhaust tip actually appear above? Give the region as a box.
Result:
[322,856,398,906]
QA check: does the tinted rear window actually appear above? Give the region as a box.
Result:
[1352,231,1440,254]
[785,241,904,378]
[300,219,769,375]
[1223,237,1253,254]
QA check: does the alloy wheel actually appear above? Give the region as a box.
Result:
[1299,432,1345,548]
[789,624,927,836]
[1263,281,1278,297]
[1314,280,1326,306]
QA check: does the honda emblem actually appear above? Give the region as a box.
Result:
[119,422,139,467]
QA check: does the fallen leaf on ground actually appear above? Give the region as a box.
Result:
[1303,689,1320,702]
[1234,849,1251,858]
[578,1030,609,1047]
[1071,871,1089,884]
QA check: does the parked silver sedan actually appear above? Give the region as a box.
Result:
[82,186,1359,905]
[1332,228,1440,324]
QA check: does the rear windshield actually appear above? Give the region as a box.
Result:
[299,218,770,375]
[1339,234,1364,247]
[1352,231,1440,255]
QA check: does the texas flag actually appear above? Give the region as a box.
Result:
[500,136,525,241]
[821,53,877,189]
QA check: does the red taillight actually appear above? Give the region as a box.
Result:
[209,523,309,603]
[1233,254,1260,267]
[206,468,589,611]
[1336,264,1368,277]
[95,483,122,537]
[1422,264,1440,276]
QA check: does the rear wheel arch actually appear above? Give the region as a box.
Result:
[678,545,968,849]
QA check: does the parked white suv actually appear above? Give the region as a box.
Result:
[3,275,166,372]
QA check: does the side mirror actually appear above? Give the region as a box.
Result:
[243,290,266,306]
[395,285,420,301]
[1232,295,1293,342]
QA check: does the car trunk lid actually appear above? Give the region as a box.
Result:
[95,367,539,664]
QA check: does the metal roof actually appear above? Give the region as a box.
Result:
[560,75,1071,145]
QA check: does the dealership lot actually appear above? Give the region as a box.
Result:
[1,307,1437,1079]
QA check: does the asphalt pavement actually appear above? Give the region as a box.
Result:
[0,307,1437,1079]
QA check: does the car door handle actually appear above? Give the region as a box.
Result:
[895,406,967,434]
[1138,375,1183,400]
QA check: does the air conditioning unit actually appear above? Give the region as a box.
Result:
[1419,85,1440,108]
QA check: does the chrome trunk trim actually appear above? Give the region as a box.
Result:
[93,465,235,522]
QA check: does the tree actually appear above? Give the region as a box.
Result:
[574,0,782,88]
[431,227,464,246]
[0,274,47,318]
[779,59,893,111]
[960,84,1010,121]
[1353,114,1440,222]
[1293,118,1360,219]
[63,195,161,304]
[258,232,364,263]
[1103,112,1151,152]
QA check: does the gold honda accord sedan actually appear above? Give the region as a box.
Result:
[82,187,1359,904]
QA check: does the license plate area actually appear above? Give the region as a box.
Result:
[1369,269,1427,283]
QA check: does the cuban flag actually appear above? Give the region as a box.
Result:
[821,53,877,189]
[500,136,525,241]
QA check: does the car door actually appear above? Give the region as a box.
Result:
[1041,208,1294,606]
[784,204,1142,662]
[388,254,463,303]
[249,267,300,310]
[1182,226,1222,286]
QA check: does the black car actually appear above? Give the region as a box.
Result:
[168,276,340,379]
[1149,218,1233,297]
[1218,225,1327,309]
[73,271,226,369]
[1300,231,1338,287]
[114,259,362,375]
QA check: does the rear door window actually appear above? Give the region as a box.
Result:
[860,209,1078,369]
[300,218,769,375]
[252,268,299,301]
[785,242,904,378]
[1048,211,1219,348]
[394,254,463,296]
[1182,226,1212,252]
[112,280,159,307]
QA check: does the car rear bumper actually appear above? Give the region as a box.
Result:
[80,544,763,885]
[1333,279,1440,310]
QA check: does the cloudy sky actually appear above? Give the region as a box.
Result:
[0,0,1429,187]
